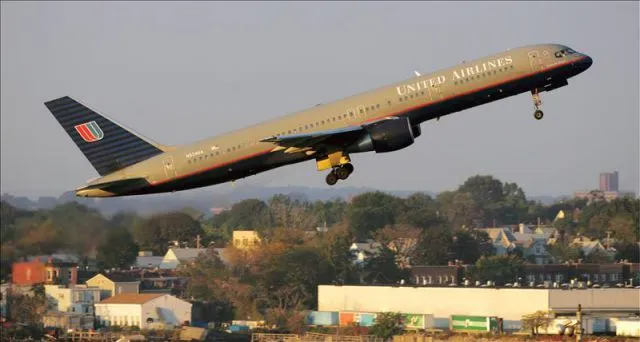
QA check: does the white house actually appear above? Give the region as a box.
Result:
[44,284,101,314]
[159,248,207,270]
[95,293,192,329]
[350,240,383,265]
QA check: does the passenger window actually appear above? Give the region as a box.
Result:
[359,108,363,113]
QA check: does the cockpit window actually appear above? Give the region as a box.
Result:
[554,48,577,58]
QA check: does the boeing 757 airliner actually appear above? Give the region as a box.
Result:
[44,43,592,197]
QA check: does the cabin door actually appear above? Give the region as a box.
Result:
[163,156,177,178]
[429,84,443,102]
[528,50,544,72]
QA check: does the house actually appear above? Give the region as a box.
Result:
[232,230,261,249]
[477,228,517,255]
[86,273,140,300]
[44,284,100,315]
[571,236,616,259]
[159,248,207,270]
[350,240,383,264]
[140,276,188,297]
[12,256,78,286]
[135,251,164,269]
[95,293,192,329]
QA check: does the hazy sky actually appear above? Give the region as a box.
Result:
[1,1,638,199]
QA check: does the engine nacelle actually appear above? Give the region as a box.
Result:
[346,117,418,154]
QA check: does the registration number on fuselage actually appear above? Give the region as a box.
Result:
[185,150,204,158]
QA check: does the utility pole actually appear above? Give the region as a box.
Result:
[196,235,201,249]
[576,304,582,342]
[605,231,612,249]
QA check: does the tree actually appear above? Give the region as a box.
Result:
[396,193,440,228]
[521,310,553,335]
[96,226,139,270]
[346,192,400,240]
[374,224,422,267]
[467,255,524,286]
[369,312,404,339]
[412,225,453,265]
[361,247,410,284]
[437,191,483,229]
[134,212,203,255]
[451,230,494,264]
[316,224,360,285]
[547,243,582,263]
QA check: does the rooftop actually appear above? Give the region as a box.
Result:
[98,293,164,305]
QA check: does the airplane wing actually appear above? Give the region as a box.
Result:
[259,117,400,154]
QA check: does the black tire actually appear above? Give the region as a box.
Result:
[336,166,350,180]
[326,172,338,186]
[534,110,544,120]
[343,163,354,175]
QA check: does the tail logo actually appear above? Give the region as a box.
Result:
[74,121,104,142]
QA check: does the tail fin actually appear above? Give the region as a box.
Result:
[44,96,167,176]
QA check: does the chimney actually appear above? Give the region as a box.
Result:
[71,267,78,286]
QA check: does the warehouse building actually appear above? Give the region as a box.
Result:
[318,285,640,331]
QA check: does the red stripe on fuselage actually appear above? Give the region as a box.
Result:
[151,56,585,187]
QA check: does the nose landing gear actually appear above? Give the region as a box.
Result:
[532,89,544,120]
[325,163,354,186]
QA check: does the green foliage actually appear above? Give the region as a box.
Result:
[468,255,524,285]
[133,212,204,255]
[96,226,139,271]
[362,247,410,284]
[412,225,453,265]
[369,312,404,339]
[451,230,495,264]
[547,243,582,263]
[346,191,400,240]
[8,284,47,324]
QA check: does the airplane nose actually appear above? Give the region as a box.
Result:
[573,55,593,73]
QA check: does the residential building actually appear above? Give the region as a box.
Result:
[232,230,261,249]
[86,273,140,300]
[350,240,383,264]
[571,236,616,260]
[44,284,100,314]
[159,248,207,270]
[135,251,164,269]
[410,263,636,287]
[476,228,517,255]
[42,312,94,331]
[95,293,192,329]
[12,256,78,286]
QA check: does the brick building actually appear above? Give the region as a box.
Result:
[11,257,78,286]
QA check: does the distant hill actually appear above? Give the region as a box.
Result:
[1,186,436,218]
[2,186,567,218]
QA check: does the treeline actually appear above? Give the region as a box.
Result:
[1,175,638,283]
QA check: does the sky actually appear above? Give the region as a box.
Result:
[1,1,638,199]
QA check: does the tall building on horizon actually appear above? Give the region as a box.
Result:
[599,171,619,192]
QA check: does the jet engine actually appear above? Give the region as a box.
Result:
[346,117,419,154]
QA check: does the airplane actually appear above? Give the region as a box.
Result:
[44,43,592,198]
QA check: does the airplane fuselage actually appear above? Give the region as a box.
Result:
[71,43,592,197]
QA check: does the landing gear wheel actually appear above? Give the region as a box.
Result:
[326,172,338,186]
[534,110,544,120]
[343,163,354,175]
[336,166,351,180]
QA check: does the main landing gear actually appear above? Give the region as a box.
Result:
[531,89,544,120]
[325,163,354,186]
